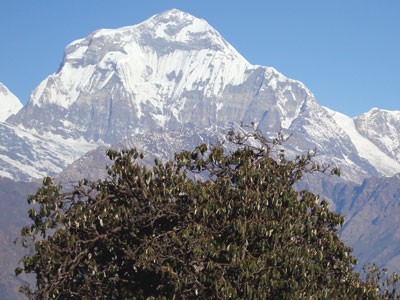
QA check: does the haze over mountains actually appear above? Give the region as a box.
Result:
[0,9,400,298]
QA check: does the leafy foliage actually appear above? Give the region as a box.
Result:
[16,130,399,299]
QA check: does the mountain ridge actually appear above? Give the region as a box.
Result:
[6,9,400,183]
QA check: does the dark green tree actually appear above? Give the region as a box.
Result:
[15,130,398,299]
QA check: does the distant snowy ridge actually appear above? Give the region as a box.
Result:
[354,108,400,161]
[324,107,400,176]
[0,83,23,121]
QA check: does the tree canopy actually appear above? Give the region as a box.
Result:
[16,130,399,299]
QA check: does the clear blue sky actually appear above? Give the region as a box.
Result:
[0,1,399,117]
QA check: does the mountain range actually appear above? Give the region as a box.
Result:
[0,9,400,298]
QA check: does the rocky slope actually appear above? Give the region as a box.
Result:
[336,174,400,273]
[0,178,38,300]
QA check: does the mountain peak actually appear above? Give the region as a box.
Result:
[0,82,11,96]
[0,83,23,121]
[14,9,313,151]
[143,8,208,40]
[79,9,229,54]
[25,9,251,110]
[150,8,198,24]
[138,9,230,53]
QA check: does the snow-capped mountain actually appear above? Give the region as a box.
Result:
[2,9,400,298]
[354,108,400,161]
[0,83,22,121]
[7,9,400,183]
[325,107,400,177]
[11,9,310,144]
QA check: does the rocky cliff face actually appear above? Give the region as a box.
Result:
[331,174,400,273]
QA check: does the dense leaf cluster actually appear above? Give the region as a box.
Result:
[16,131,398,299]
